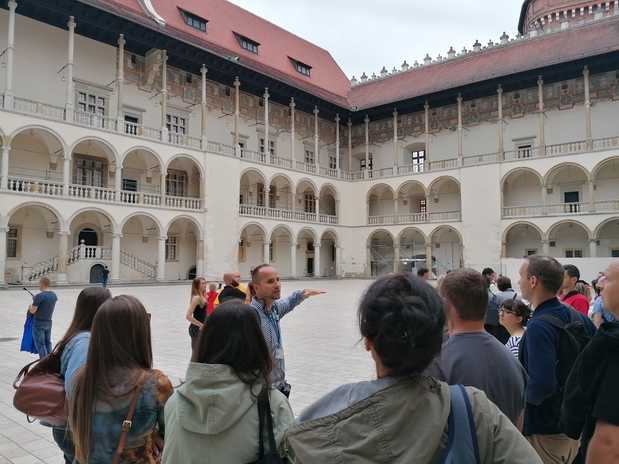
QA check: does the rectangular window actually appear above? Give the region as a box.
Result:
[517,144,532,159]
[124,115,139,135]
[73,156,107,187]
[122,178,138,192]
[238,240,246,262]
[238,35,259,54]
[305,150,315,165]
[165,237,178,261]
[329,155,337,170]
[166,169,187,197]
[411,150,426,173]
[418,199,427,214]
[77,91,106,128]
[360,154,373,171]
[269,242,274,262]
[565,249,583,258]
[304,192,315,213]
[180,9,207,32]
[295,62,311,76]
[260,138,275,156]
[612,249,619,258]
[526,249,538,256]
[7,226,18,258]
[257,183,265,207]
[166,114,187,135]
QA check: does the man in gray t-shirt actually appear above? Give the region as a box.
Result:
[426,269,526,426]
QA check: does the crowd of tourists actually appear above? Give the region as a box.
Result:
[13,256,619,463]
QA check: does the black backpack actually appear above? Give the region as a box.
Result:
[537,307,594,387]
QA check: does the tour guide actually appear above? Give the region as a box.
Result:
[250,264,325,397]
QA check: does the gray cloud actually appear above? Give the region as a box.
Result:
[229,0,524,79]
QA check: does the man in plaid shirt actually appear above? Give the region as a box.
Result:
[250,264,325,397]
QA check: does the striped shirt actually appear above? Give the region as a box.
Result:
[250,291,305,388]
[505,335,523,359]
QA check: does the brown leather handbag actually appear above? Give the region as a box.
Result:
[13,350,67,426]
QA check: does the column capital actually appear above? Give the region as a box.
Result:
[424,101,430,110]
[159,235,167,241]
[583,65,590,77]
[200,64,208,75]
[392,108,398,117]
[497,84,503,95]
[335,113,340,123]
[233,76,240,88]
[118,33,126,47]
[289,97,296,108]
[347,117,352,127]
[364,114,370,124]
[113,232,123,239]
[59,230,71,236]
[457,93,463,103]
[8,1,17,11]
[68,15,76,30]
[313,105,319,116]
[263,87,270,99]
[537,75,544,85]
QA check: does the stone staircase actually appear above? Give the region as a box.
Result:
[120,250,157,279]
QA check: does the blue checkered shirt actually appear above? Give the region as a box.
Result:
[251,290,305,388]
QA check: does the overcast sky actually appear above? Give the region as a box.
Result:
[229,0,524,79]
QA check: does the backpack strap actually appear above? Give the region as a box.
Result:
[112,372,148,464]
[537,314,568,329]
[440,385,480,464]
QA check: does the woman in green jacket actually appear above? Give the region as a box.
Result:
[162,300,294,464]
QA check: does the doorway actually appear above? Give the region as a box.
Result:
[564,191,580,213]
[78,228,98,246]
[89,264,105,283]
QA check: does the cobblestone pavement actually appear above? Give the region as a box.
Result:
[0,280,375,463]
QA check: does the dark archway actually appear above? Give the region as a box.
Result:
[79,228,98,246]
[89,264,105,283]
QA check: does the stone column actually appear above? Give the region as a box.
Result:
[347,118,353,172]
[160,50,168,139]
[157,236,166,281]
[589,180,596,212]
[335,245,342,278]
[424,102,430,160]
[0,226,7,286]
[233,77,241,153]
[290,240,297,278]
[393,109,399,170]
[589,239,597,258]
[116,34,126,130]
[394,197,399,222]
[160,170,167,199]
[3,1,18,108]
[583,66,592,149]
[111,233,121,282]
[497,85,504,158]
[425,243,433,274]
[315,197,320,216]
[263,88,270,161]
[541,186,548,215]
[263,241,270,264]
[65,17,76,121]
[364,115,370,178]
[200,65,208,148]
[290,98,296,164]
[366,244,372,278]
[62,157,71,196]
[335,114,341,173]
[538,76,545,155]
[457,94,463,159]
[196,239,205,276]
[501,241,507,259]
[314,243,321,278]
[56,231,69,284]
[1,145,10,190]
[114,166,122,202]
[542,240,550,255]
[313,106,319,171]
[393,239,400,273]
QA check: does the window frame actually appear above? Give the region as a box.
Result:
[410,149,426,173]
[179,9,208,32]
[6,225,19,259]
[565,248,583,258]
[165,236,178,262]
[236,34,260,54]
[166,169,187,197]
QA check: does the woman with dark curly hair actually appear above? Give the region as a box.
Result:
[499,298,531,359]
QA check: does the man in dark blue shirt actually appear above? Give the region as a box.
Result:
[28,277,58,358]
[517,255,595,464]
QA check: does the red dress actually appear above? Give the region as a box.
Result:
[206,291,218,316]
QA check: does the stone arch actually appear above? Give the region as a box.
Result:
[240,167,268,185]
[267,172,294,190]
[240,221,268,239]
[501,166,544,188]
[67,207,117,234]
[119,211,163,234]
[297,227,318,243]
[321,228,339,246]
[428,176,461,195]
[0,126,6,147]
[367,229,395,277]
[120,145,164,169]
[396,179,428,198]
[543,162,590,186]
[502,221,546,244]
[398,226,428,245]
[296,177,319,195]
[367,228,395,247]
[366,183,395,202]
[429,225,463,245]
[502,221,545,258]
[9,125,67,155]
[547,219,592,241]
[165,153,205,179]
[69,135,119,165]
[268,224,294,244]
[5,201,65,230]
[319,182,339,200]
[165,214,203,237]
[595,217,619,258]
[592,156,619,181]
[594,217,619,240]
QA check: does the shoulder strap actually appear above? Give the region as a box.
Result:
[256,388,267,459]
[537,314,568,329]
[112,372,148,464]
[440,385,480,464]
[263,389,279,455]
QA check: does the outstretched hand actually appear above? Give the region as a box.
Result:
[303,289,326,299]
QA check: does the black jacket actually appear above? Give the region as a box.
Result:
[562,322,619,454]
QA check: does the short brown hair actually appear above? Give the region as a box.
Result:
[40,277,51,287]
[440,269,488,321]
[526,255,564,294]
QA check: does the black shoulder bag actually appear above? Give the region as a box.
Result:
[250,387,283,464]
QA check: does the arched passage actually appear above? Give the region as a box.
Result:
[430,226,463,275]
[396,181,427,221]
[502,168,543,216]
[120,148,164,204]
[269,174,293,210]
[398,227,427,273]
[119,214,161,280]
[320,230,338,277]
[428,177,461,218]
[240,169,268,207]
[503,222,544,258]
[238,223,267,278]
[296,180,318,215]
[297,228,317,277]
[592,157,619,212]
[547,221,591,259]
[4,204,62,283]
[165,156,203,208]
[367,184,395,219]
[165,216,202,280]
[270,225,293,277]
[319,184,338,217]
[544,163,590,214]
[596,218,619,258]
[368,229,394,277]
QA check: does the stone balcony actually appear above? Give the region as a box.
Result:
[368,211,462,225]
[502,200,619,219]
[239,203,338,225]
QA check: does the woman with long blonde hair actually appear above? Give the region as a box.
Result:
[186,277,208,351]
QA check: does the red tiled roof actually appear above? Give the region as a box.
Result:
[98,0,351,105]
[348,16,619,110]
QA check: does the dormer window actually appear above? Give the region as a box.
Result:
[236,34,259,54]
[290,58,311,77]
[179,9,207,32]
